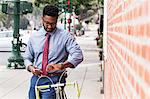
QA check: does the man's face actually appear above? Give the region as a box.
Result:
[42,15,57,32]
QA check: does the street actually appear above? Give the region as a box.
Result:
[0,52,25,66]
[0,30,33,53]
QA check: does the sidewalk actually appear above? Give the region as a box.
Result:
[0,24,104,99]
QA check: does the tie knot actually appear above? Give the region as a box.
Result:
[46,33,51,38]
[46,33,49,36]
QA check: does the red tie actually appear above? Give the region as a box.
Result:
[42,33,50,75]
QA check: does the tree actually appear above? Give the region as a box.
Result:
[98,0,104,5]
[20,16,30,30]
[34,0,97,9]
[33,0,103,20]
[34,0,60,7]
[0,12,7,28]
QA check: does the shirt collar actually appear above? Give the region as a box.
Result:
[42,27,57,36]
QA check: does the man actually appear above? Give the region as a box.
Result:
[24,5,83,99]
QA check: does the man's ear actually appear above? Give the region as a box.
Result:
[41,17,44,21]
[41,17,45,24]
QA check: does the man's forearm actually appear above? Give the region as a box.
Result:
[62,61,74,69]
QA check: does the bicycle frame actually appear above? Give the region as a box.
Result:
[35,73,80,99]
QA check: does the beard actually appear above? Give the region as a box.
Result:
[43,24,56,32]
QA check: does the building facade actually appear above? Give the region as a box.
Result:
[103,0,150,98]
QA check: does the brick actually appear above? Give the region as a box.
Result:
[145,69,150,84]
[147,23,150,37]
[139,88,145,99]
[138,64,144,79]
[141,45,146,59]
[135,82,140,94]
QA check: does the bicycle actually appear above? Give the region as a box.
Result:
[35,70,80,99]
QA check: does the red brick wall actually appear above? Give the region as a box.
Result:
[104,0,150,99]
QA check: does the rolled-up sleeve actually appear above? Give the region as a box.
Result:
[65,34,83,67]
[24,38,34,68]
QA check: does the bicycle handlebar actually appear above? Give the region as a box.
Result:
[36,82,76,90]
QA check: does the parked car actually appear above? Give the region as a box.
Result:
[0,30,30,52]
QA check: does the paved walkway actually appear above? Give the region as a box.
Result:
[0,24,104,99]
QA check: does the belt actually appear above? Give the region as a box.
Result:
[47,73,62,77]
[47,73,68,78]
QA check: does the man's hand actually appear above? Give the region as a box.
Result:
[46,62,74,72]
[28,65,42,76]
[46,64,64,72]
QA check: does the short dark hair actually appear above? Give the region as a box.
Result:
[43,5,59,17]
